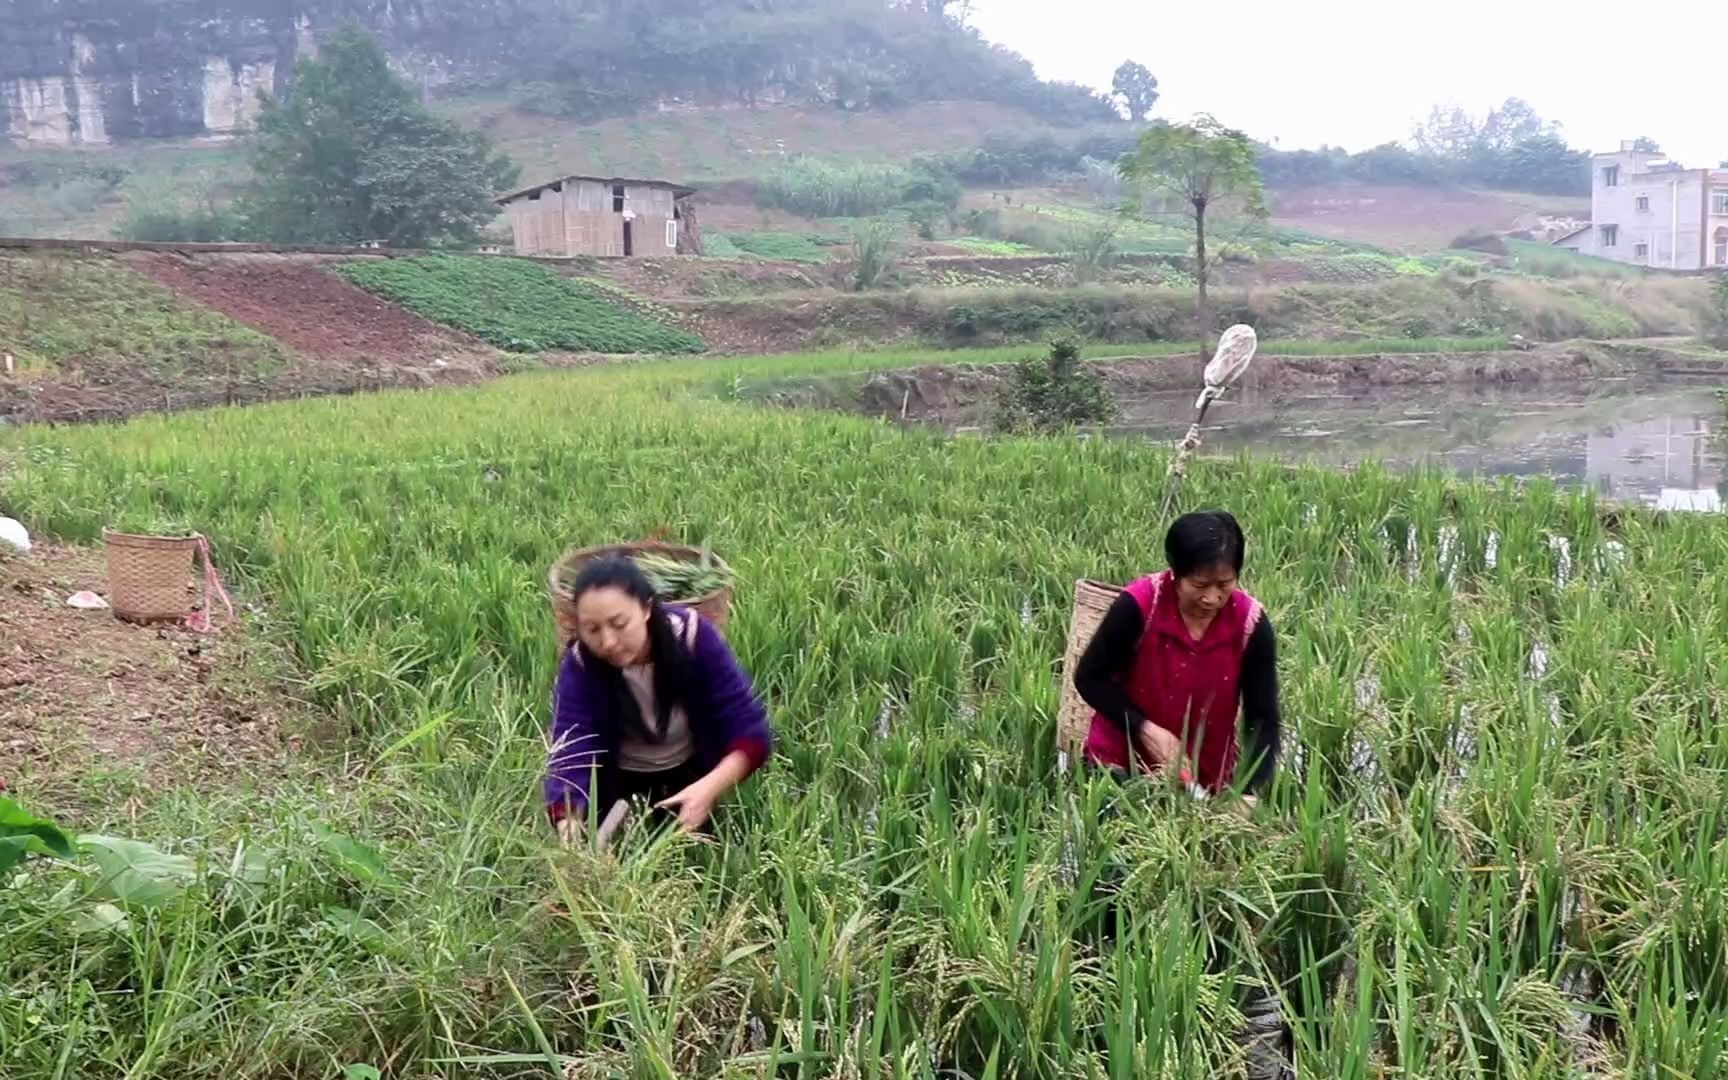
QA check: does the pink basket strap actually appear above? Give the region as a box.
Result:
[185,534,235,634]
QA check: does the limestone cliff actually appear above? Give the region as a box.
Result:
[0,1,471,146]
[1,1,1114,149]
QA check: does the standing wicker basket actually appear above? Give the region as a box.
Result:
[103,530,201,624]
[1056,578,1124,755]
[548,541,734,649]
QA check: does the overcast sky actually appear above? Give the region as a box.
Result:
[968,0,1728,167]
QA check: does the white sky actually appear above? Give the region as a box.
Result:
[968,0,1728,167]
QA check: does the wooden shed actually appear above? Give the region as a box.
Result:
[496,175,702,258]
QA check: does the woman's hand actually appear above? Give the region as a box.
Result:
[656,748,756,833]
[656,777,721,833]
[557,801,630,850]
[1133,721,1183,775]
[556,814,581,847]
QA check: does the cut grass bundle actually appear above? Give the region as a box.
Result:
[632,549,733,603]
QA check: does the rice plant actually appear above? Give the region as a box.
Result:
[0,351,1724,1079]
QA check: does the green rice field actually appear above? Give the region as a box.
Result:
[1,352,1725,1078]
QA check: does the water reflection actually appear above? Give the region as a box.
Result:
[1111,382,1726,511]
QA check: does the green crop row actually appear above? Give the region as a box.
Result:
[1,352,1725,1078]
[337,255,706,355]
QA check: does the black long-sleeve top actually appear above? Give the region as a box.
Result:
[1073,591,1282,794]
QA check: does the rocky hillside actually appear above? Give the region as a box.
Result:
[3,1,485,146]
[1,0,1113,148]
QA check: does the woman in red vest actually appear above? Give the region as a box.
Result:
[1074,510,1281,802]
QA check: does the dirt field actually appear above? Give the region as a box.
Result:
[1269,183,1590,252]
[130,253,494,362]
[0,544,320,817]
[1,250,509,424]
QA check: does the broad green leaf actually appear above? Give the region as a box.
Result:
[221,845,276,911]
[321,905,388,950]
[341,1065,382,1080]
[1,835,62,876]
[69,902,131,935]
[0,797,74,866]
[312,823,397,888]
[78,835,197,909]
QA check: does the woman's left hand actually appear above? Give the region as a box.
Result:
[656,778,720,833]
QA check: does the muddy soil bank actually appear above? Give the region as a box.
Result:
[764,342,1728,423]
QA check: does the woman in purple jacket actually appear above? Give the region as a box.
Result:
[545,555,772,840]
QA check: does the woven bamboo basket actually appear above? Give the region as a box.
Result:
[1056,578,1124,755]
[548,541,734,649]
[103,530,200,624]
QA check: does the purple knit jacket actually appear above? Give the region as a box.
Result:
[544,606,772,822]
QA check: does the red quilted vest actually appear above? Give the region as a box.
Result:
[1082,570,1264,792]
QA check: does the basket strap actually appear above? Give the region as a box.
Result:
[185,534,235,634]
[1239,596,1265,654]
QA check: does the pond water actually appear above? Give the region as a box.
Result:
[1096,381,1726,511]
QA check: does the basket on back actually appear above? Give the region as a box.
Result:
[1056,578,1123,756]
[548,541,734,649]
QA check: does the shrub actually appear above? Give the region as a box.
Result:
[1703,274,1728,349]
[1068,222,1121,283]
[114,179,243,243]
[1451,231,1509,256]
[117,205,242,244]
[337,255,704,354]
[851,223,899,292]
[995,337,1116,432]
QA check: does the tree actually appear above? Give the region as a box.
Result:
[1477,97,1552,152]
[241,26,519,247]
[1411,104,1479,161]
[995,337,1115,432]
[1632,136,1663,154]
[1111,61,1159,122]
[1121,115,1266,349]
[1406,98,1589,194]
[921,0,974,23]
[1496,133,1589,194]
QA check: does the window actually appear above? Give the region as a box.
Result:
[612,184,626,213]
[1602,165,1620,187]
[1717,239,1728,266]
[1600,224,1619,247]
[1713,190,1728,215]
[1634,242,1649,259]
[1636,195,1650,212]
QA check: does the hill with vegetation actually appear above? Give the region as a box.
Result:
[2,0,1604,251]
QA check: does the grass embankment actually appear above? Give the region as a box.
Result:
[336,255,706,354]
[690,272,1704,350]
[2,354,1725,1077]
[1504,238,1651,280]
[0,252,290,378]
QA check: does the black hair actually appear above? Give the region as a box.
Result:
[1164,510,1246,578]
[570,554,690,743]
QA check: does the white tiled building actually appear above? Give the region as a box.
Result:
[1555,141,1728,270]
